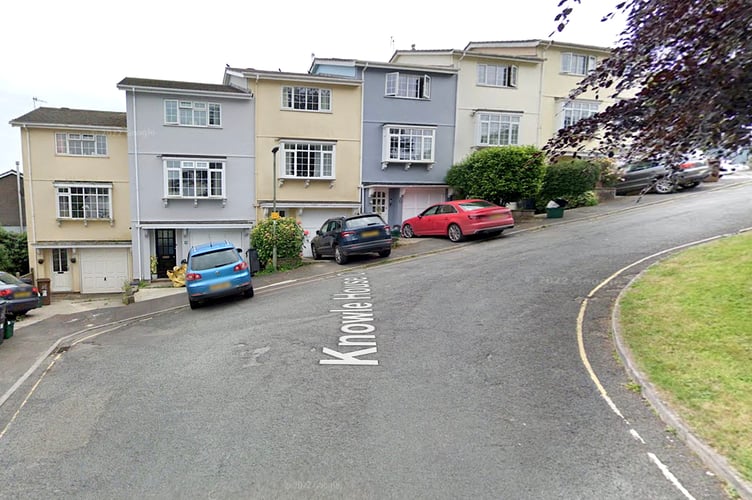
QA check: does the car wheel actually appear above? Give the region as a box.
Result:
[334,245,348,265]
[189,299,200,310]
[311,244,321,260]
[402,224,415,238]
[378,248,391,258]
[243,287,254,298]
[447,223,464,242]
[654,178,676,194]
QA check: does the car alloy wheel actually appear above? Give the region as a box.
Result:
[654,178,676,194]
[402,224,414,238]
[447,223,463,242]
[334,245,348,265]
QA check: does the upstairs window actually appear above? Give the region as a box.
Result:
[476,112,521,146]
[382,126,435,163]
[281,142,335,179]
[164,159,225,198]
[561,53,597,76]
[55,133,107,156]
[561,100,599,128]
[385,72,431,99]
[282,86,331,111]
[55,183,112,220]
[164,100,221,127]
[476,64,518,88]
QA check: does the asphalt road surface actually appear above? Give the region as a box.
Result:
[1,183,750,499]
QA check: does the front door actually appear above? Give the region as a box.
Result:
[155,229,176,278]
[369,190,388,222]
[50,248,72,292]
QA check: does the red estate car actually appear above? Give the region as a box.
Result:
[400,199,515,243]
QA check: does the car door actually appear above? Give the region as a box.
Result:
[436,204,458,233]
[619,162,658,192]
[321,220,341,256]
[414,205,441,235]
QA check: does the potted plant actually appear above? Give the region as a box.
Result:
[150,255,158,280]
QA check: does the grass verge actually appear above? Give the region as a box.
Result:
[619,231,752,482]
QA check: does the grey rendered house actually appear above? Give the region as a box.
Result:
[117,78,254,280]
[309,59,458,228]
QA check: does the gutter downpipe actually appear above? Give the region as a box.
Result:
[23,126,37,273]
[130,87,143,279]
[536,40,554,147]
[454,49,468,165]
[359,62,368,214]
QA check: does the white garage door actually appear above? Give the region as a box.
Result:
[401,188,447,221]
[299,209,351,257]
[80,248,129,294]
[189,230,245,254]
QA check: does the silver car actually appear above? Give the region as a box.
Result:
[615,160,711,195]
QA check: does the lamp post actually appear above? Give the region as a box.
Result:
[271,146,279,271]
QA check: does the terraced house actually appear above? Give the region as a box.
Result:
[223,67,362,257]
[10,107,131,294]
[117,78,254,280]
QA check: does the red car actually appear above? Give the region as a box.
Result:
[400,199,515,242]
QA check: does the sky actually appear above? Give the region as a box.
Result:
[0,0,626,174]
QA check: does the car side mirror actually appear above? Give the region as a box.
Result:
[236,248,242,253]
[316,230,322,236]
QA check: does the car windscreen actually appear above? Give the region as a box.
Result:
[458,201,495,211]
[190,248,239,271]
[345,216,385,229]
[0,271,23,285]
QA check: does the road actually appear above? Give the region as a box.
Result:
[0,182,750,499]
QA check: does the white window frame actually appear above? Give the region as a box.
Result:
[163,159,226,198]
[164,99,221,127]
[475,112,521,146]
[55,132,108,156]
[382,125,436,163]
[280,142,336,180]
[54,182,113,220]
[476,63,518,88]
[385,72,431,99]
[560,100,600,129]
[561,52,597,76]
[281,86,332,112]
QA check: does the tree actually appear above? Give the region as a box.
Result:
[547,0,752,164]
[445,146,546,206]
[0,228,29,275]
[250,217,305,270]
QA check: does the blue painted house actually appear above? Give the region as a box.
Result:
[310,59,458,228]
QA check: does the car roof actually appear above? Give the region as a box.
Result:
[188,240,235,255]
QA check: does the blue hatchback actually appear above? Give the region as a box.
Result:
[185,241,253,309]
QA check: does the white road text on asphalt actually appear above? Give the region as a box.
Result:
[320,272,379,366]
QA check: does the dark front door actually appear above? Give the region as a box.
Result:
[155,229,176,278]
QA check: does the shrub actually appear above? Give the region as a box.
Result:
[0,229,29,274]
[539,159,600,209]
[250,217,305,270]
[446,146,546,206]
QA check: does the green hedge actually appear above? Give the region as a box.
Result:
[539,159,600,209]
[0,229,29,274]
[250,217,305,270]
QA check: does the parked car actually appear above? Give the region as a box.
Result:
[401,199,515,243]
[615,160,712,195]
[310,213,392,265]
[0,271,41,317]
[185,240,253,309]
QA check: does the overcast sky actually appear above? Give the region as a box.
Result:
[1,0,626,174]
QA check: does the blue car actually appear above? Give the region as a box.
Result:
[185,241,253,309]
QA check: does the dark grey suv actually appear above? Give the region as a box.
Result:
[615,160,711,195]
[310,214,392,265]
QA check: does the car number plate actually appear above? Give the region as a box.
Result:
[362,230,380,237]
[15,291,32,298]
[209,282,231,291]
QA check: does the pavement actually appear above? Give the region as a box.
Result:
[1,178,751,498]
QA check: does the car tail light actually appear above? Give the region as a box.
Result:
[0,289,11,297]
[341,230,355,238]
[32,287,39,294]
[185,272,202,281]
[384,225,390,233]
[234,261,248,272]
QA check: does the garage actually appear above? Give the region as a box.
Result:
[189,229,246,254]
[80,248,130,294]
[298,208,353,257]
[401,188,447,221]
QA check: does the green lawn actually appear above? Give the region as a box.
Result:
[619,231,752,483]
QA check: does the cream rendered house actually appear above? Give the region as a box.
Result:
[391,40,614,160]
[10,107,131,294]
[223,68,362,257]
